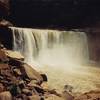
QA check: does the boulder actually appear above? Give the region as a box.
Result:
[5,50,24,60]
[0,91,12,100]
[63,85,73,93]
[40,72,48,82]
[22,64,43,82]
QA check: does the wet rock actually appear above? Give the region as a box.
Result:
[5,50,24,61]
[22,64,43,82]
[64,85,73,93]
[40,73,48,82]
[0,91,12,100]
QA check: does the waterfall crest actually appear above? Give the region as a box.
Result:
[10,27,89,68]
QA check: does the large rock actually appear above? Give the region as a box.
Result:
[22,64,43,82]
[40,72,48,82]
[5,50,24,60]
[0,91,12,100]
[5,50,24,67]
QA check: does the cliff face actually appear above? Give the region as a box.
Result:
[0,0,9,17]
[10,0,100,28]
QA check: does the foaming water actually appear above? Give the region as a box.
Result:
[11,27,89,68]
[10,27,100,93]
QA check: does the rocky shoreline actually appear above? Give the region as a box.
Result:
[0,43,100,100]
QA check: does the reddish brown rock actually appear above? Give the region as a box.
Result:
[22,64,43,82]
[5,50,24,61]
[0,64,9,70]
[0,91,12,100]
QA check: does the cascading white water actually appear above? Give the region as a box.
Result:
[11,27,89,69]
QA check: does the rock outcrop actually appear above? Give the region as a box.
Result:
[0,44,68,100]
[0,43,100,100]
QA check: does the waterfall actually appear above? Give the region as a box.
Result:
[10,27,89,69]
